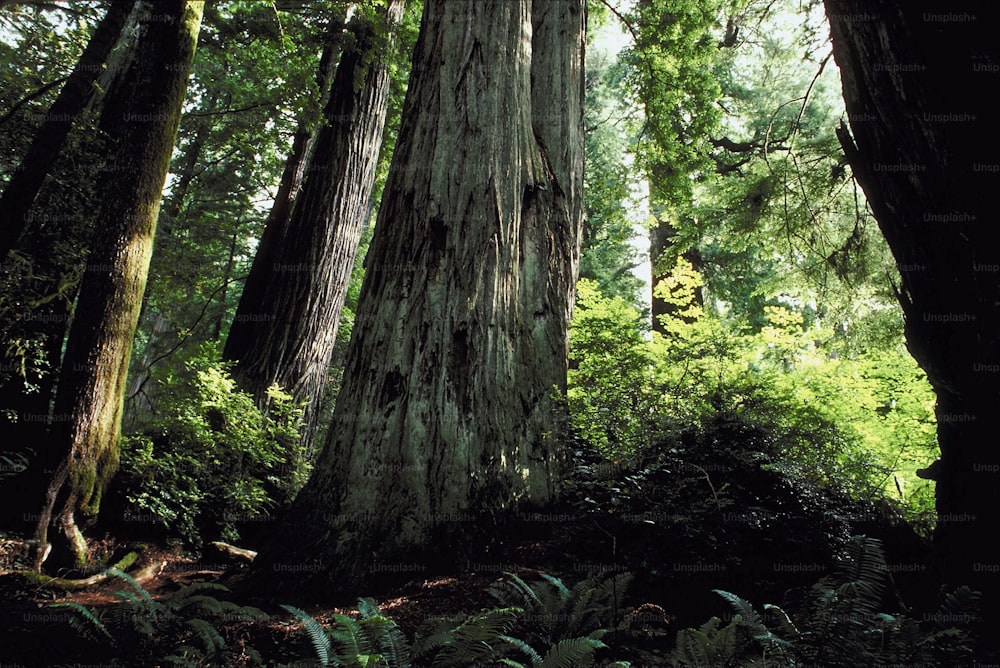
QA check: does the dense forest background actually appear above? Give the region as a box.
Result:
[0,0,995,666]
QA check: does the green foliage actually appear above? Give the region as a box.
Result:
[119,343,306,547]
[581,32,643,306]
[285,597,524,668]
[568,279,660,458]
[415,606,523,667]
[569,252,937,526]
[281,573,629,668]
[488,570,630,663]
[287,597,414,668]
[50,600,113,645]
[669,536,978,666]
[56,567,268,666]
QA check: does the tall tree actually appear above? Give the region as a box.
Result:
[624,0,725,332]
[246,0,585,598]
[0,2,144,528]
[222,5,398,455]
[30,0,204,570]
[824,0,999,645]
[0,0,135,260]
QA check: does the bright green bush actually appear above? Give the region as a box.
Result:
[567,256,938,526]
[568,279,663,459]
[119,344,307,546]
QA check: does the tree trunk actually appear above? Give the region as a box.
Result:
[0,0,136,260]
[0,4,144,529]
[224,14,345,370]
[31,0,203,571]
[224,4,403,454]
[246,0,585,599]
[824,0,1000,651]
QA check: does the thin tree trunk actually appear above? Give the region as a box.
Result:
[31,0,203,571]
[246,0,585,599]
[824,0,999,653]
[0,0,136,260]
[224,4,402,454]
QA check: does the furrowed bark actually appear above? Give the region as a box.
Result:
[246,0,585,599]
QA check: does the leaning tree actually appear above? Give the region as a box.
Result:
[224,0,405,454]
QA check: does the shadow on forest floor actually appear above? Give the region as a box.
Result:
[0,422,967,666]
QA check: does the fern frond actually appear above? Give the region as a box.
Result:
[107,567,155,605]
[493,572,543,609]
[834,535,887,613]
[538,636,606,668]
[713,589,765,631]
[330,612,375,664]
[357,597,382,620]
[496,659,528,668]
[934,585,980,627]
[50,601,113,644]
[360,614,412,668]
[540,573,571,601]
[185,616,226,656]
[281,604,332,666]
[763,602,799,640]
[431,607,521,667]
[498,634,543,664]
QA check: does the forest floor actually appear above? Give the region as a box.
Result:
[0,499,938,667]
[0,428,959,666]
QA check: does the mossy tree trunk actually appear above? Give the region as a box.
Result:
[247,0,585,599]
[824,0,1000,651]
[31,0,204,571]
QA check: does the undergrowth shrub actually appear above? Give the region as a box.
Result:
[117,343,307,547]
[282,572,633,667]
[54,567,268,667]
[669,536,978,667]
[568,266,938,530]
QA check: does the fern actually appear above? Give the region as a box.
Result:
[671,617,744,667]
[282,604,333,666]
[330,612,379,665]
[427,606,522,667]
[361,614,412,667]
[50,600,113,645]
[538,636,607,668]
[498,634,544,665]
[670,535,978,666]
[490,571,631,648]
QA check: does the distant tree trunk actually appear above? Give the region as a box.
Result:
[224,3,402,454]
[0,0,135,260]
[825,0,999,649]
[246,0,585,599]
[223,126,312,362]
[224,14,345,369]
[31,0,203,571]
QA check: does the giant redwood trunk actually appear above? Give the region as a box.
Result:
[0,0,136,260]
[223,4,402,453]
[825,0,1000,647]
[246,0,585,598]
[31,0,203,571]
